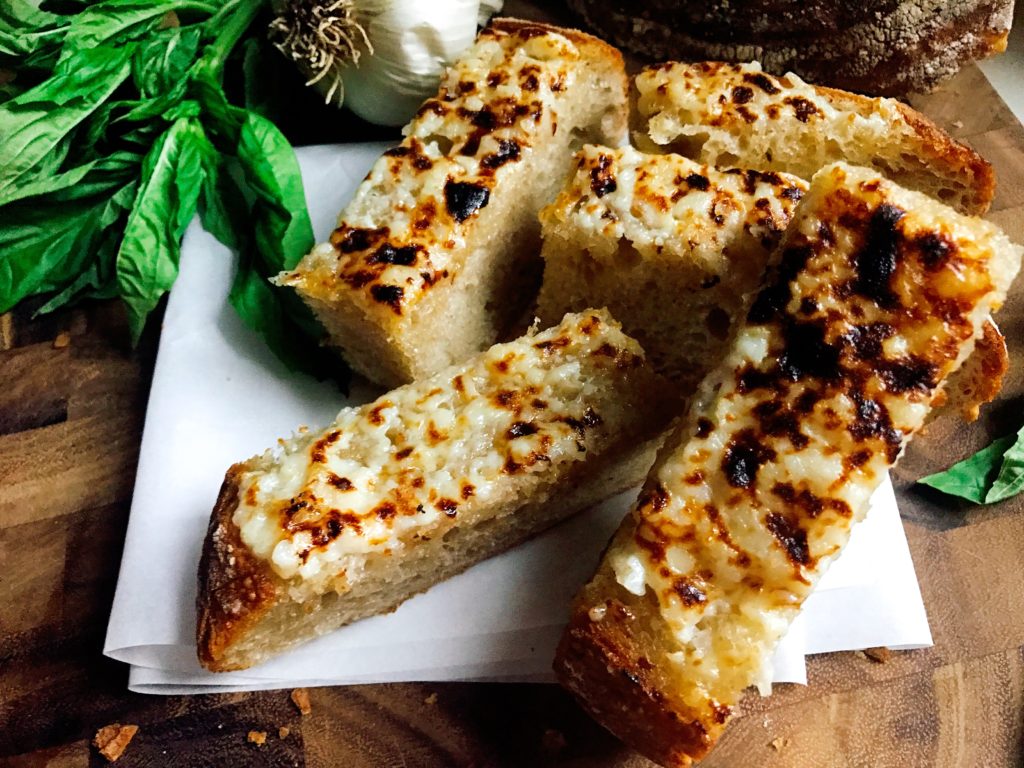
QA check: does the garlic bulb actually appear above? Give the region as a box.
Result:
[271,0,504,127]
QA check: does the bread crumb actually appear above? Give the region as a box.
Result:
[541,728,567,754]
[93,723,138,762]
[424,692,438,705]
[770,736,789,751]
[278,726,290,739]
[53,331,70,349]
[863,646,891,663]
[291,688,312,715]
[248,730,267,746]
[952,120,964,129]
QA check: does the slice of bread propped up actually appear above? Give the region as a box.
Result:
[277,20,628,388]
[554,164,1022,767]
[634,61,995,216]
[198,310,674,672]
[536,144,807,390]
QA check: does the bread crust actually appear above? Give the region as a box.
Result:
[566,0,1014,96]
[557,594,716,767]
[196,464,282,672]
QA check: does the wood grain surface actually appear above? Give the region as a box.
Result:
[2,21,1024,768]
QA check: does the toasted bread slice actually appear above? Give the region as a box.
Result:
[277,19,628,388]
[555,164,1022,767]
[198,310,673,672]
[536,144,807,388]
[634,61,995,216]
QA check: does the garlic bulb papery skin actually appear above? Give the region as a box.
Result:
[332,0,503,127]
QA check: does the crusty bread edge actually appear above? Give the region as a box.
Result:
[489,17,627,73]
[554,517,721,768]
[817,86,996,216]
[196,463,283,672]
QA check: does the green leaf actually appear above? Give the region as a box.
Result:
[35,181,139,314]
[0,0,67,66]
[132,25,201,99]
[57,0,211,64]
[235,111,314,269]
[986,424,1024,503]
[0,149,140,205]
[0,43,133,202]
[116,118,206,342]
[0,156,140,312]
[918,435,1016,503]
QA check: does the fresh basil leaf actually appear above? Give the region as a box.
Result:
[196,132,344,382]
[985,424,1024,503]
[0,171,137,312]
[918,435,1014,503]
[0,0,67,66]
[57,0,206,64]
[132,25,201,99]
[235,111,314,269]
[196,141,247,252]
[0,149,140,205]
[0,43,132,201]
[36,180,139,314]
[116,117,206,342]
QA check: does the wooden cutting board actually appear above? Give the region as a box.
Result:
[2,43,1023,768]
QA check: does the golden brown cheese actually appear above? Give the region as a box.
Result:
[635,60,995,216]
[537,144,807,384]
[557,163,1022,767]
[231,310,660,600]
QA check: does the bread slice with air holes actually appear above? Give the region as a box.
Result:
[535,142,1007,420]
[634,60,995,217]
[276,19,628,388]
[536,144,807,389]
[197,309,675,672]
[554,163,1022,767]
[631,62,1006,416]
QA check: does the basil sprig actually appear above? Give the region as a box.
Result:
[919,423,1024,504]
[0,0,344,382]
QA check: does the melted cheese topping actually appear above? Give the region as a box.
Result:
[611,163,1020,712]
[281,23,583,316]
[233,310,650,596]
[543,144,807,269]
[636,61,901,179]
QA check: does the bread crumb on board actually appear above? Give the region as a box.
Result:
[247,730,267,746]
[278,726,290,739]
[93,723,138,762]
[862,646,892,663]
[52,331,71,349]
[291,688,312,715]
[424,692,438,706]
[770,736,789,751]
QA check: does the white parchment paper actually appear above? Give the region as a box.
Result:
[103,144,932,694]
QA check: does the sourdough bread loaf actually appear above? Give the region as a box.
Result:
[568,0,1015,96]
